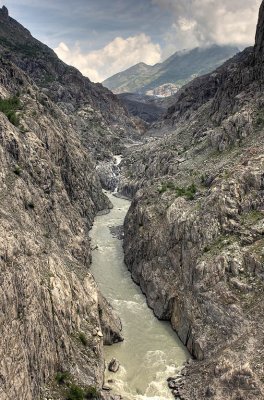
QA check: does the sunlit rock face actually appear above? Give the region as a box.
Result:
[122,1,264,399]
[0,6,130,400]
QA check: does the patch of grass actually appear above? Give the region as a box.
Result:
[67,384,85,400]
[158,181,197,200]
[65,384,100,400]
[200,174,206,185]
[203,235,237,255]
[55,371,70,385]
[0,96,21,127]
[13,164,22,176]
[158,181,176,194]
[78,332,88,347]
[85,386,100,399]
[240,209,263,226]
[176,183,197,200]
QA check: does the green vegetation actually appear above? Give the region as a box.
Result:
[158,181,176,193]
[103,45,238,94]
[78,332,88,347]
[54,372,99,400]
[55,371,70,385]
[85,386,100,399]
[240,209,263,225]
[13,164,22,176]
[67,384,85,400]
[66,384,99,400]
[203,235,237,255]
[0,96,21,126]
[175,183,197,200]
[158,181,197,200]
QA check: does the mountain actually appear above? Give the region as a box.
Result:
[119,1,264,399]
[0,6,142,161]
[1,1,264,399]
[103,45,239,95]
[103,62,153,94]
[117,92,167,123]
[0,6,140,400]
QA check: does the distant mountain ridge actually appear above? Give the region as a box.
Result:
[103,45,239,95]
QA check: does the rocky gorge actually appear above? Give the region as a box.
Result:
[0,6,137,400]
[0,2,264,400]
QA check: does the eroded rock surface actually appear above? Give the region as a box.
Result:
[122,2,264,399]
[0,6,143,162]
[0,7,127,399]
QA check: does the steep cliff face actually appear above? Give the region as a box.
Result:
[0,6,142,161]
[0,14,124,400]
[124,150,264,398]
[122,2,264,399]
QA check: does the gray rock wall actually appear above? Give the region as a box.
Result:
[0,57,122,399]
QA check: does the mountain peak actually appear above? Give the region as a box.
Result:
[103,45,239,95]
[0,5,9,19]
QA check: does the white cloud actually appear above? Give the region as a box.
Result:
[153,0,262,57]
[54,34,161,82]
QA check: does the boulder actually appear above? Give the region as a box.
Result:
[108,358,120,373]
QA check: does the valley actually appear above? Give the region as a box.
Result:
[0,2,263,400]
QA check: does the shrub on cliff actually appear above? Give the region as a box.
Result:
[55,371,70,385]
[67,384,84,400]
[66,384,100,400]
[158,181,197,200]
[0,96,21,126]
[78,332,88,346]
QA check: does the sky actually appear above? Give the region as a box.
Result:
[1,0,262,82]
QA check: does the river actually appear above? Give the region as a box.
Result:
[90,192,188,400]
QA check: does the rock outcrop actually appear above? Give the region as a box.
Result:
[0,8,127,400]
[108,359,120,373]
[0,5,8,19]
[122,1,264,399]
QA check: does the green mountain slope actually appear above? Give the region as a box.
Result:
[103,45,239,95]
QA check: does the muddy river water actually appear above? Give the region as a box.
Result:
[90,192,188,400]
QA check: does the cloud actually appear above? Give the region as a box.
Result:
[153,0,262,57]
[54,33,161,82]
